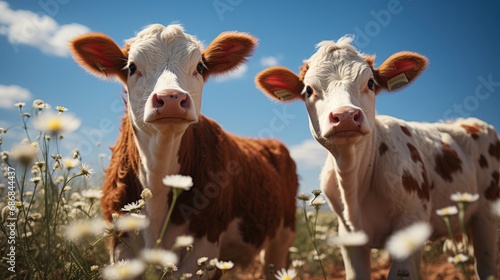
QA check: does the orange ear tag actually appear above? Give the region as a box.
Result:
[274,89,294,100]
[387,72,409,91]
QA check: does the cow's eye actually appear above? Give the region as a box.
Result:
[367,78,375,91]
[196,62,204,75]
[129,63,137,76]
[305,86,314,97]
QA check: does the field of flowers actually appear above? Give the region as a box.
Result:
[1,100,499,279]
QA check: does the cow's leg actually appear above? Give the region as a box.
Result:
[469,211,497,279]
[388,249,422,280]
[340,245,371,280]
[338,223,371,280]
[263,225,295,279]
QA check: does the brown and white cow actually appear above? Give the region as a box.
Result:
[70,24,298,277]
[256,36,499,279]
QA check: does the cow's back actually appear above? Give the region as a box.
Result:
[373,115,500,236]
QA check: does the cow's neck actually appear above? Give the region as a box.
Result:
[135,128,189,247]
[328,131,376,231]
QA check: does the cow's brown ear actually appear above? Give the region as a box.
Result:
[70,33,128,83]
[369,52,428,94]
[202,32,257,80]
[255,67,304,102]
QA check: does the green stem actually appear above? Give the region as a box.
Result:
[155,189,180,249]
[442,216,460,255]
[301,201,327,279]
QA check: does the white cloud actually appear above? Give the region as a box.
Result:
[214,64,248,82]
[0,84,32,108]
[260,56,279,67]
[289,139,327,168]
[0,1,91,57]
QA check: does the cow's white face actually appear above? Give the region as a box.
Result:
[125,24,205,134]
[302,40,375,147]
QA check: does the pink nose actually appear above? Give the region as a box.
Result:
[152,89,190,117]
[329,107,363,132]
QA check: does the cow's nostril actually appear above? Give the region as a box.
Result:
[152,94,165,108]
[353,111,361,122]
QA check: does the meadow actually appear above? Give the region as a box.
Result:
[1,100,499,279]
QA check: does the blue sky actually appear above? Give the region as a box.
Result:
[1,1,500,194]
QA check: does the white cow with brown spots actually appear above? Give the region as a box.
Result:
[256,36,499,279]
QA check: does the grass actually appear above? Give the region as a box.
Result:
[1,100,499,280]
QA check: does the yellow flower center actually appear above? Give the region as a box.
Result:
[47,118,63,132]
[283,276,292,280]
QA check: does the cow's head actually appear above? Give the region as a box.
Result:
[71,24,257,135]
[256,36,427,148]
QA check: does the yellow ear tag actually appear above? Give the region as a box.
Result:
[387,73,409,91]
[273,89,293,100]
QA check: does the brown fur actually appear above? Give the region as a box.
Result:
[479,154,489,169]
[485,170,500,200]
[169,116,298,245]
[461,124,482,140]
[101,112,141,221]
[400,125,412,137]
[402,170,429,200]
[488,140,500,160]
[102,113,298,247]
[406,143,430,200]
[379,142,388,156]
[434,142,463,182]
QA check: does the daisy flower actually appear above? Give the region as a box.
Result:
[63,158,80,169]
[197,257,208,266]
[55,105,68,114]
[174,235,194,248]
[101,259,145,280]
[34,111,81,134]
[310,196,326,207]
[328,231,368,247]
[215,260,234,270]
[291,259,305,268]
[140,188,153,200]
[275,268,297,280]
[82,189,103,200]
[64,219,107,241]
[297,193,310,201]
[115,214,150,232]
[121,200,145,213]
[436,206,458,216]
[450,192,479,203]
[14,102,25,108]
[10,140,38,165]
[385,222,431,260]
[162,174,193,191]
[80,163,94,178]
[447,253,469,264]
[141,248,178,267]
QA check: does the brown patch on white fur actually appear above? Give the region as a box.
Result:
[434,142,462,182]
[488,140,500,160]
[485,170,500,200]
[379,142,388,156]
[406,143,430,200]
[461,124,482,140]
[479,154,489,169]
[401,126,412,137]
